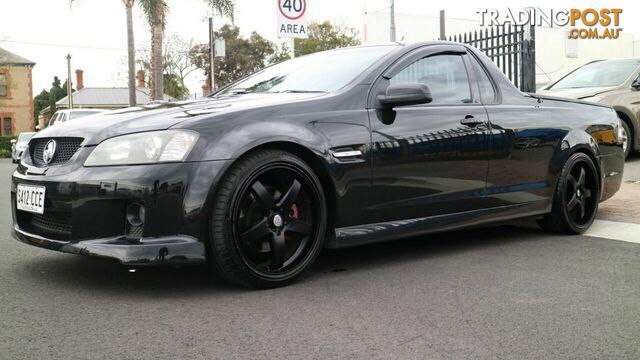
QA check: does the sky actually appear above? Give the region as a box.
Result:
[1,0,638,97]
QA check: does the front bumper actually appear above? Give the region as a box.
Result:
[11,153,231,265]
[12,226,206,265]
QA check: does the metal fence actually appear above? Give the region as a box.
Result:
[450,24,536,93]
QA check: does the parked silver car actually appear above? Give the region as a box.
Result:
[540,58,640,159]
[10,132,35,164]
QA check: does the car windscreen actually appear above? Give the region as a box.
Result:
[17,133,34,144]
[550,60,640,89]
[217,45,398,95]
[70,111,101,120]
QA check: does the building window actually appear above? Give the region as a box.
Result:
[0,73,6,97]
[3,117,11,136]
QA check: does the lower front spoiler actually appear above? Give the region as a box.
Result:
[12,226,206,266]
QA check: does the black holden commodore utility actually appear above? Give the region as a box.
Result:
[11,43,624,288]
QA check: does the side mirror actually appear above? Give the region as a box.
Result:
[378,83,433,108]
[632,77,640,90]
[10,139,17,145]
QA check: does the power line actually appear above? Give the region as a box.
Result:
[0,39,205,54]
[0,39,128,51]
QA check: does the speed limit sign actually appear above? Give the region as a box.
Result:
[277,0,308,38]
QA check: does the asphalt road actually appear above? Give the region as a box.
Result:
[2,158,640,359]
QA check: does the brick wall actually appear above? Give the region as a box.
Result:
[0,65,35,135]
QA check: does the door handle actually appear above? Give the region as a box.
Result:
[460,115,484,127]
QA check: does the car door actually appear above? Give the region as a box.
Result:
[367,45,492,223]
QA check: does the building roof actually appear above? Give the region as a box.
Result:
[0,47,35,66]
[56,87,175,108]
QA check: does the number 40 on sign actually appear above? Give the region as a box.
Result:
[277,0,308,39]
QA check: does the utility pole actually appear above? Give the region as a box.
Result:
[66,54,73,109]
[208,17,215,94]
[390,0,396,42]
[439,10,446,40]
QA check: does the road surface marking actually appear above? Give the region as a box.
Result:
[585,220,640,244]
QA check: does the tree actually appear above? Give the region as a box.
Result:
[270,42,293,64]
[163,34,199,87]
[70,0,137,106]
[33,89,50,120]
[295,21,361,56]
[163,74,189,99]
[204,0,234,20]
[190,25,281,89]
[138,0,168,101]
[137,34,198,99]
[49,77,67,114]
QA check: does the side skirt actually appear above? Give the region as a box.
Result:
[325,201,551,249]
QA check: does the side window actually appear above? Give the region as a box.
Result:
[49,113,59,126]
[3,117,12,135]
[390,54,472,105]
[0,73,7,97]
[470,56,497,103]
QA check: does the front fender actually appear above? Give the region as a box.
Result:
[197,121,329,161]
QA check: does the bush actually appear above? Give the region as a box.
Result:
[0,149,11,158]
[0,136,17,153]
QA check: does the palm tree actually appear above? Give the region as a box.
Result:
[138,0,168,101]
[70,0,137,107]
[206,0,234,20]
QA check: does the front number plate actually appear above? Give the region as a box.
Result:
[16,184,46,214]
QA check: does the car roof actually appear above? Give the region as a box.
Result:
[54,109,105,114]
[586,58,640,65]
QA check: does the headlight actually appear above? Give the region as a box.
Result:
[581,96,602,103]
[85,130,199,166]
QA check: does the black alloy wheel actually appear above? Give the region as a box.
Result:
[209,149,327,288]
[538,152,599,234]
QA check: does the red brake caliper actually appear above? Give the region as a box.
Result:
[285,204,299,241]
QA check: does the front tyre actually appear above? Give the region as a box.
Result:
[538,153,599,234]
[620,120,632,159]
[209,149,327,288]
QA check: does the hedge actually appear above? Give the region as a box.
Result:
[0,136,17,158]
[0,136,16,151]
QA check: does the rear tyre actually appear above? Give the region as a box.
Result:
[209,149,327,289]
[620,120,632,159]
[538,153,599,234]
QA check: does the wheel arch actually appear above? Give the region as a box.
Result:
[566,146,603,200]
[614,107,637,150]
[549,132,603,201]
[206,140,338,235]
[250,141,338,230]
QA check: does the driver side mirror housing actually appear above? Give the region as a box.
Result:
[632,77,640,90]
[378,83,433,108]
[10,139,17,145]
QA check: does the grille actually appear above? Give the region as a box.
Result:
[127,224,144,239]
[31,138,83,167]
[31,212,72,241]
